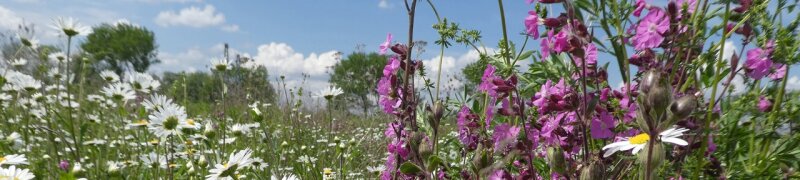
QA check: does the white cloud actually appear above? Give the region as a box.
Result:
[250,42,340,94]
[0,5,24,30]
[378,0,391,9]
[221,24,239,32]
[155,4,225,28]
[786,76,800,91]
[420,49,499,92]
[152,48,208,73]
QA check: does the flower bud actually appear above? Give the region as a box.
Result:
[646,84,671,115]
[580,161,605,180]
[640,70,660,94]
[419,138,433,160]
[638,144,665,175]
[670,95,697,119]
[546,147,567,175]
[471,148,491,170]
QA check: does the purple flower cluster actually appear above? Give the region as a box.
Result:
[744,40,785,80]
[457,106,481,151]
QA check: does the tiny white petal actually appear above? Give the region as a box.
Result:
[662,137,688,146]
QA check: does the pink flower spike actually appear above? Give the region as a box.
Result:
[379,33,392,55]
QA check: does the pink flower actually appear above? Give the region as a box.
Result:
[744,48,773,80]
[633,0,648,17]
[379,33,392,55]
[540,31,554,58]
[590,110,615,139]
[552,30,571,53]
[479,64,498,94]
[383,56,400,76]
[457,106,480,150]
[769,64,786,80]
[634,8,669,50]
[676,0,698,14]
[758,96,772,112]
[524,11,541,39]
[493,123,521,152]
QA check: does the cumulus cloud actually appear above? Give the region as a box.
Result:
[151,43,242,73]
[155,4,225,28]
[221,24,239,32]
[378,0,391,9]
[0,5,24,30]
[252,42,339,77]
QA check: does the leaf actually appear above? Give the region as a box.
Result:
[426,156,447,171]
[399,162,423,174]
[516,50,534,61]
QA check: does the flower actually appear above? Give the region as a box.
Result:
[492,123,520,152]
[48,52,68,63]
[16,33,39,49]
[602,127,689,157]
[379,33,393,55]
[758,96,772,112]
[99,70,120,82]
[147,103,188,138]
[140,152,166,169]
[142,94,174,112]
[634,8,669,50]
[207,149,254,180]
[478,64,498,95]
[633,0,649,17]
[0,154,28,166]
[744,48,773,80]
[768,64,786,80]
[524,11,541,39]
[211,57,231,71]
[590,110,615,139]
[126,72,161,93]
[9,58,27,67]
[322,168,335,180]
[0,166,35,180]
[100,83,136,102]
[457,106,480,150]
[315,86,344,100]
[50,17,92,37]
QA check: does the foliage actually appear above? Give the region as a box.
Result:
[328,52,387,114]
[81,23,159,73]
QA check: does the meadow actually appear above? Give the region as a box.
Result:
[1,0,800,179]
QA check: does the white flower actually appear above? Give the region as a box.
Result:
[602,127,689,157]
[0,154,28,166]
[16,33,39,49]
[206,149,254,180]
[315,86,344,100]
[140,152,166,169]
[147,103,188,138]
[9,58,27,67]
[48,52,68,63]
[99,70,120,82]
[211,58,231,71]
[100,83,136,102]
[50,17,92,37]
[126,72,161,93]
[270,174,299,180]
[142,94,174,112]
[0,165,35,180]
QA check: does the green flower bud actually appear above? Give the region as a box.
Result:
[547,147,567,175]
[580,160,605,180]
[670,95,697,120]
[640,70,661,94]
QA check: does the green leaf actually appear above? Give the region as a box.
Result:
[399,162,423,174]
[516,50,534,61]
[426,155,446,171]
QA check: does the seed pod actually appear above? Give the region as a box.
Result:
[646,84,671,115]
[580,161,605,180]
[640,70,661,94]
[638,144,665,175]
[546,147,567,175]
[670,95,697,119]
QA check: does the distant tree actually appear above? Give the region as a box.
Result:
[81,23,158,74]
[329,52,388,115]
[461,54,490,92]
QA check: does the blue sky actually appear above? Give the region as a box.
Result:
[1,0,798,94]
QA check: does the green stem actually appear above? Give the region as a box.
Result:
[497,0,511,65]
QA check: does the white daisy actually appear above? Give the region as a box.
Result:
[99,70,120,82]
[210,57,231,71]
[315,86,344,100]
[100,83,136,102]
[147,103,188,138]
[126,72,161,93]
[140,152,166,169]
[48,52,68,63]
[16,33,39,49]
[206,149,254,180]
[9,58,27,67]
[0,165,35,180]
[142,94,173,112]
[602,127,689,157]
[0,154,28,166]
[50,17,92,37]
[270,174,299,180]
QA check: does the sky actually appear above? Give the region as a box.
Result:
[0,0,798,96]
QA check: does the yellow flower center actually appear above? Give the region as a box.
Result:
[135,120,149,126]
[323,168,333,175]
[629,133,651,145]
[187,119,196,126]
[0,156,6,163]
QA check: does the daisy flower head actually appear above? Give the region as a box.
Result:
[126,72,161,93]
[315,86,344,100]
[602,127,689,157]
[0,166,35,180]
[99,70,120,82]
[50,17,92,37]
[142,94,174,112]
[147,103,188,138]
[0,154,28,166]
[206,149,254,180]
[9,58,27,67]
[100,83,136,102]
[48,52,68,63]
[15,33,39,49]
[211,57,231,71]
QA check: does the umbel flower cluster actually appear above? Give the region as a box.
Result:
[377,0,800,179]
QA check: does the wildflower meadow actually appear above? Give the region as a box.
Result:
[0,0,799,179]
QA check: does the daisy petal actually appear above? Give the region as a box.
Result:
[662,137,688,146]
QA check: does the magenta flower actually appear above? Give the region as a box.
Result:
[540,30,555,58]
[633,0,648,17]
[493,123,521,152]
[769,64,786,80]
[676,0,698,14]
[479,64,498,94]
[379,33,392,55]
[489,170,512,180]
[634,8,669,50]
[457,106,480,150]
[758,96,772,112]
[383,56,400,76]
[590,110,616,139]
[744,48,773,80]
[574,43,597,67]
[524,11,541,39]
[552,29,571,53]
